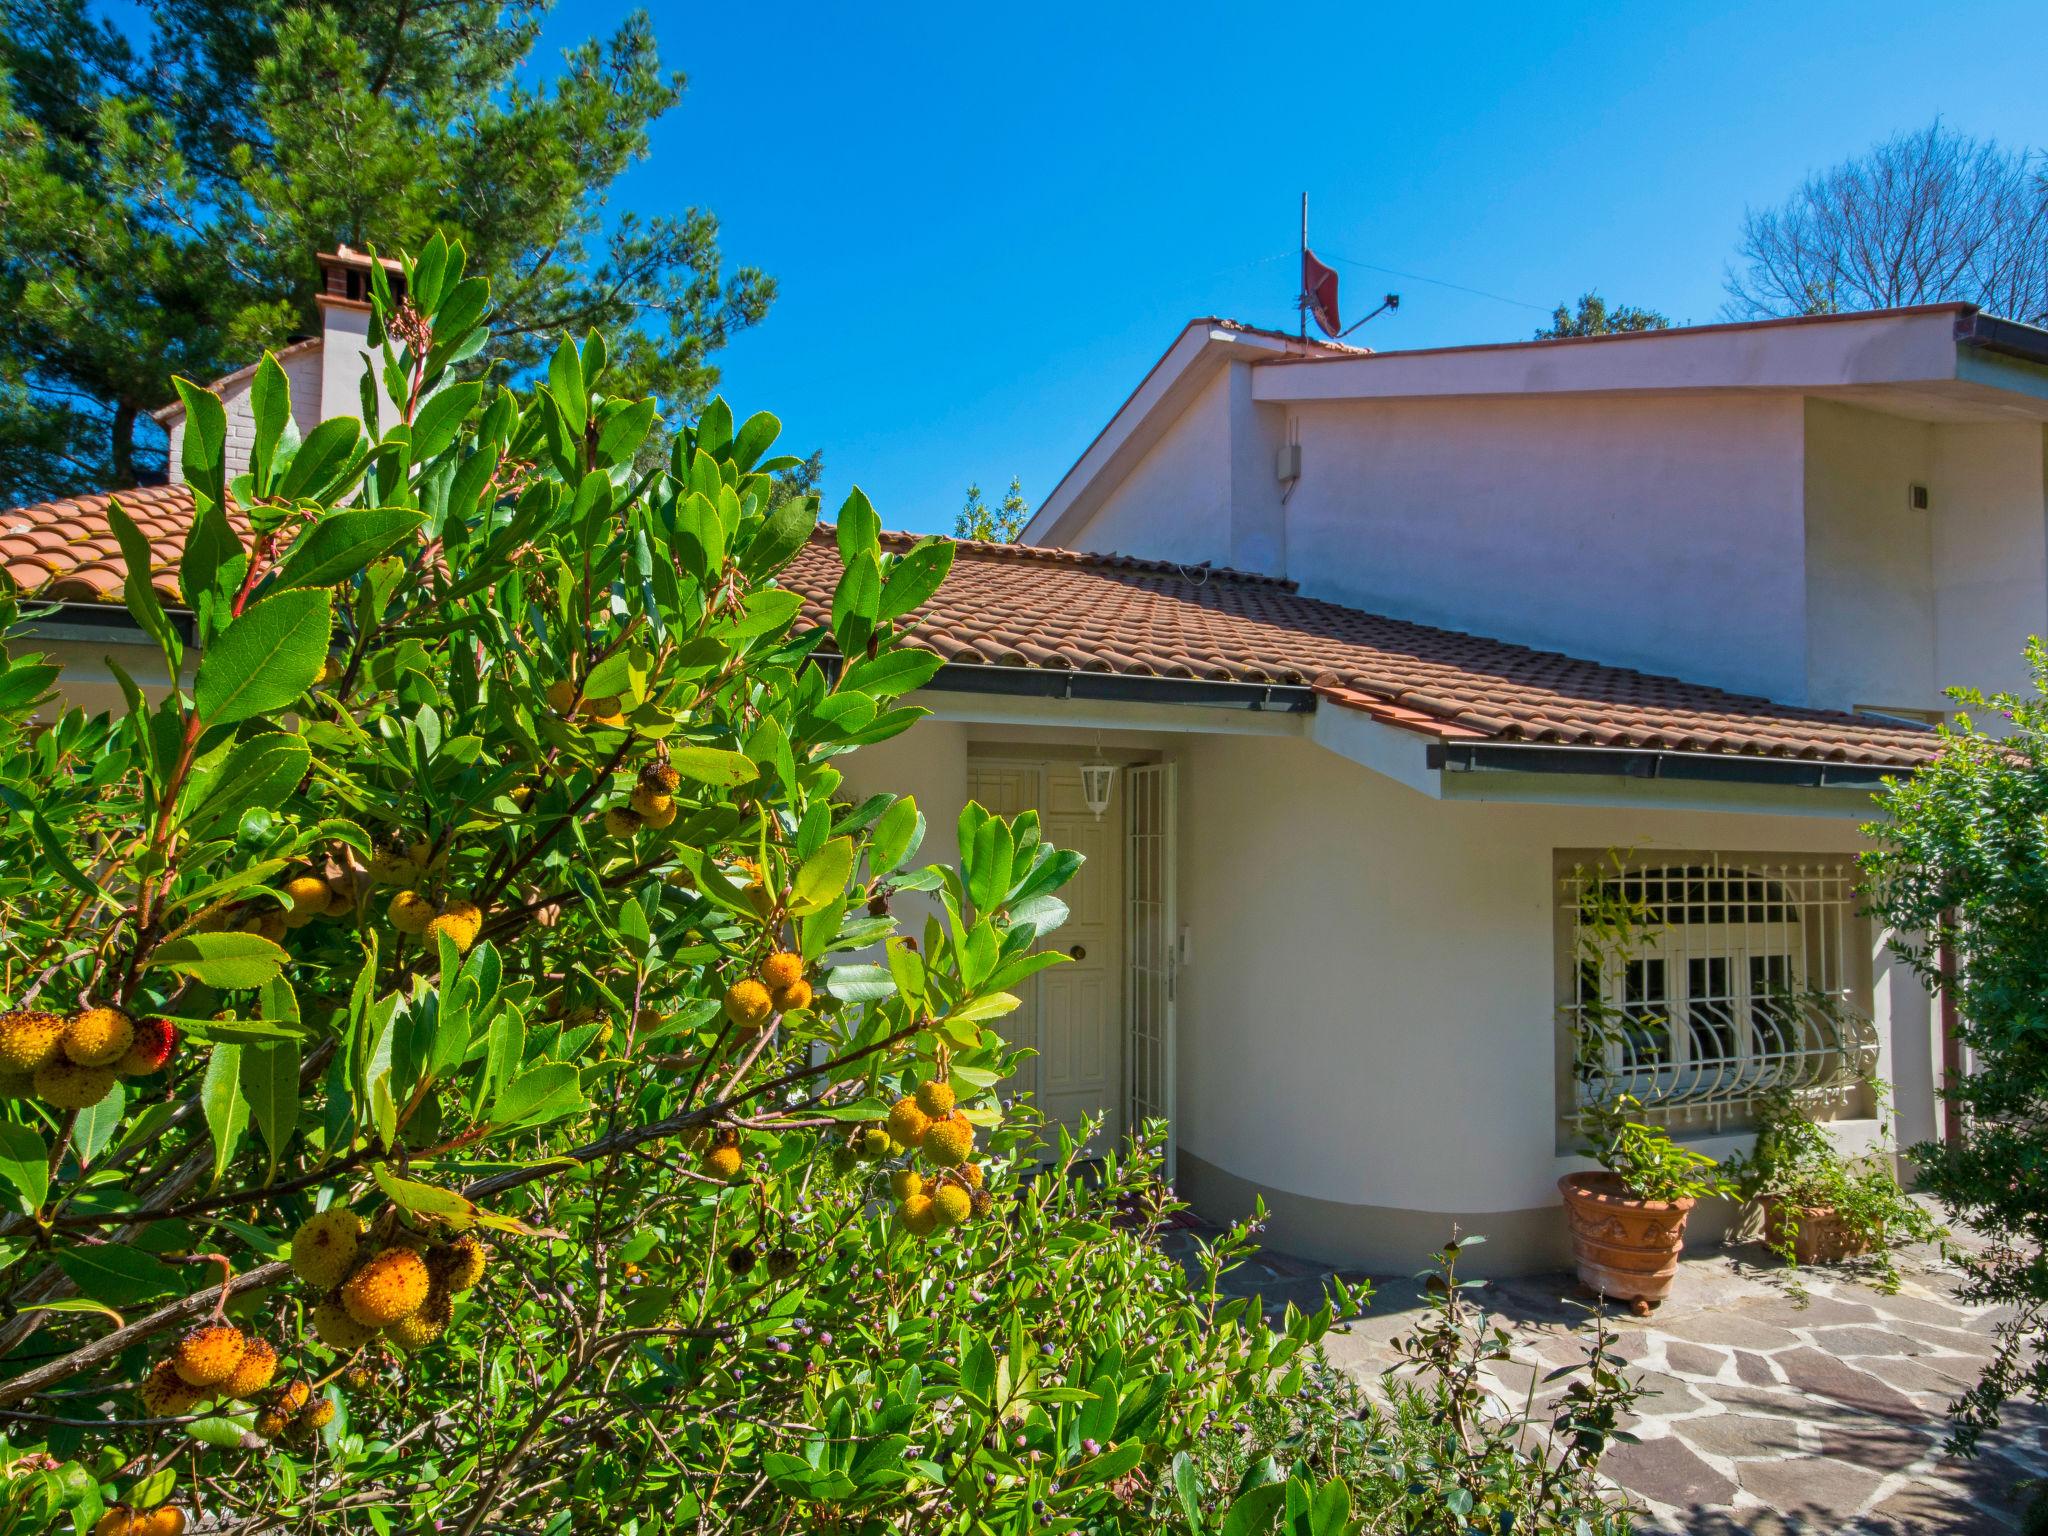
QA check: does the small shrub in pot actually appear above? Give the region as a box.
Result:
[1559,1095,1731,1313]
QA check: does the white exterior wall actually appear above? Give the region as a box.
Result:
[1060,369,1235,570]
[828,708,1937,1274]
[1800,406,2048,714]
[1174,734,1924,1227]
[1801,402,1938,713]
[164,344,326,487]
[1931,422,2048,702]
[1278,393,1812,702]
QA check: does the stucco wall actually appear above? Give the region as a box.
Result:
[1060,386,1816,703]
[1173,732,1930,1270]
[830,709,1936,1275]
[1276,392,1812,702]
[1802,401,1937,713]
[1931,421,2048,702]
[164,344,326,487]
[1063,369,1235,568]
[1799,407,2048,713]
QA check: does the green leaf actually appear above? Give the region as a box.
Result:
[732,410,781,471]
[877,538,954,621]
[1309,1476,1352,1536]
[193,589,332,725]
[666,745,758,787]
[0,1122,49,1215]
[186,1416,255,1449]
[374,1164,478,1226]
[272,508,426,592]
[105,495,181,668]
[202,1044,248,1189]
[489,1064,584,1131]
[74,1082,126,1165]
[597,398,658,465]
[582,646,649,704]
[831,550,882,658]
[823,963,895,1002]
[411,382,483,461]
[146,931,289,990]
[277,415,367,501]
[17,1296,126,1329]
[249,353,291,491]
[967,815,1015,914]
[792,837,854,915]
[869,796,924,875]
[158,1013,312,1044]
[742,490,817,577]
[240,1039,301,1180]
[836,487,881,561]
[549,336,587,438]
[1173,1453,1205,1532]
[173,376,228,507]
[26,808,121,915]
[1068,1440,1144,1488]
[840,649,944,701]
[183,733,310,832]
[959,1337,996,1404]
[1221,1482,1288,1536]
[181,492,245,633]
[54,1243,179,1306]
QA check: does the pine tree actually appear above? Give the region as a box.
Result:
[0,0,772,503]
[955,476,1029,542]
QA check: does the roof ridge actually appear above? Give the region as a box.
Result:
[828,525,1301,590]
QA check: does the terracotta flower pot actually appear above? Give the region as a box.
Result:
[1760,1196,1874,1265]
[1558,1172,1695,1314]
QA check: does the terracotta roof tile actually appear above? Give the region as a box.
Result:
[0,485,247,603]
[785,531,1941,769]
[0,485,1939,770]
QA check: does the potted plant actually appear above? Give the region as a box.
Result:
[1720,1084,1946,1292]
[1560,1095,1731,1313]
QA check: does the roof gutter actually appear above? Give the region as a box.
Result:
[1953,310,2048,367]
[927,662,1316,712]
[1426,740,1917,790]
[20,600,194,646]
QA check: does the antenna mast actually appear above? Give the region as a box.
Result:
[1298,192,1308,340]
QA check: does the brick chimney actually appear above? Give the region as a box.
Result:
[314,245,405,431]
[156,245,403,486]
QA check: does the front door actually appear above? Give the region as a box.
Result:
[1123,762,1176,1178]
[967,760,1123,1158]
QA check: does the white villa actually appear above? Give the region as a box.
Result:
[9,250,2048,1271]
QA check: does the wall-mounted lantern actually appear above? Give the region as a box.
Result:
[1079,757,1117,821]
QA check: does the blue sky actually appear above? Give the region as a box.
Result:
[571,4,2038,532]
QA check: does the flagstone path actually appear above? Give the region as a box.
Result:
[1162,1222,2046,1533]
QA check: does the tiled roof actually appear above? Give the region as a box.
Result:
[0,484,1939,768]
[0,485,243,604]
[785,533,1940,768]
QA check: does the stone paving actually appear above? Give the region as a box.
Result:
[1164,1222,2047,1533]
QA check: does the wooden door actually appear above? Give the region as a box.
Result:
[1038,766,1123,1155]
[965,760,1123,1159]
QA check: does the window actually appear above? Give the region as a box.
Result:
[1561,857,1875,1129]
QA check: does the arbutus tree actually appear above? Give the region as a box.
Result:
[0,236,1343,1534]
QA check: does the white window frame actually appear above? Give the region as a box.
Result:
[1560,855,1876,1130]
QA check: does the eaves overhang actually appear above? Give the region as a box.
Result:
[1426,739,1916,791]
[24,603,1925,794]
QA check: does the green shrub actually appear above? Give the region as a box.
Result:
[1578,1096,1731,1203]
[1174,1238,1639,1535]
[1719,1084,1945,1293]
[0,237,1353,1534]
[1863,641,2048,1452]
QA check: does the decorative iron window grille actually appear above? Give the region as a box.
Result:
[1561,857,1876,1129]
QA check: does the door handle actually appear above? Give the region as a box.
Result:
[1068,944,1086,960]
